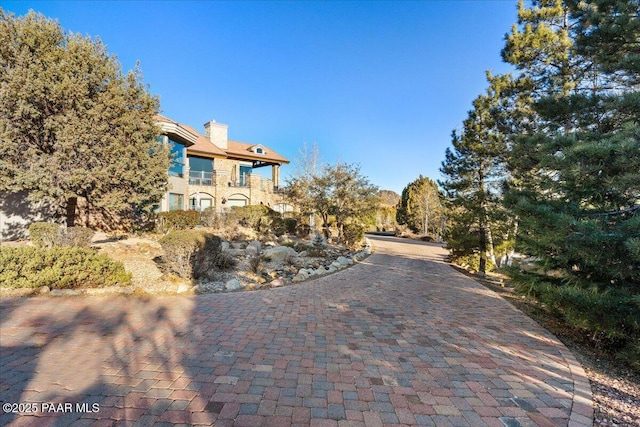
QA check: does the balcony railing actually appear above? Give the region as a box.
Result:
[189,170,213,186]
[228,181,249,188]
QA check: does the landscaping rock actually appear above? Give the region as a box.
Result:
[225,278,243,291]
[336,256,353,266]
[245,240,261,256]
[176,283,192,294]
[50,289,81,296]
[292,269,311,282]
[269,278,286,287]
[263,246,298,262]
[225,248,245,257]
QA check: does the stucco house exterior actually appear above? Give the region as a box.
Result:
[156,115,291,214]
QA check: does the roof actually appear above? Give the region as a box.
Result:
[155,115,198,146]
[180,124,227,158]
[156,115,290,165]
[226,140,290,165]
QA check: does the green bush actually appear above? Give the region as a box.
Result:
[159,230,235,280]
[343,223,365,249]
[509,269,640,371]
[57,227,95,248]
[226,205,282,233]
[156,210,200,233]
[29,223,95,248]
[308,233,326,257]
[284,218,298,234]
[29,222,60,248]
[451,253,495,273]
[296,223,311,237]
[0,247,131,289]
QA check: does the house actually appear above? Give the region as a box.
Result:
[0,116,291,241]
[156,115,291,214]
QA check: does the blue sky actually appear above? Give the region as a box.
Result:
[3,1,517,194]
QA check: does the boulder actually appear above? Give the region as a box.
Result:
[269,278,286,288]
[245,240,261,256]
[292,268,311,282]
[336,256,353,267]
[176,283,192,294]
[225,278,243,291]
[264,246,298,262]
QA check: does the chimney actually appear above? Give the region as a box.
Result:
[203,119,228,150]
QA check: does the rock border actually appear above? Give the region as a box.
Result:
[0,239,374,298]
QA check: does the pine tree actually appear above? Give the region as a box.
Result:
[0,10,169,230]
[440,84,508,275]
[502,0,640,287]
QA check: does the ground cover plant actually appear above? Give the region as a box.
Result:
[0,246,131,289]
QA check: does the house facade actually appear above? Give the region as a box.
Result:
[0,116,291,241]
[156,115,291,214]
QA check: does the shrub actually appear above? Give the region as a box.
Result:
[57,227,95,248]
[200,207,218,227]
[159,230,235,280]
[226,205,282,233]
[451,253,495,273]
[284,218,298,234]
[509,269,640,372]
[296,223,311,237]
[309,233,326,257]
[249,255,264,274]
[271,217,287,236]
[0,247,131,289]
[29,222,60,248]
[29,223,95,248]
[156,210,200,233]
[343,223,365,249]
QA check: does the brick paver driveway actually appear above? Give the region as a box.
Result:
[1,236,592,426]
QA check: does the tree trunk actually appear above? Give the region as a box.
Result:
[66,197,77,227]
[486,216,496,267]
[479,223,487,277]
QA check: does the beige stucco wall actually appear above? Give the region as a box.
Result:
[0,191,53,241]
[160,175,189,211]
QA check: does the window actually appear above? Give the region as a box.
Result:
[169,193,184,211]
[189,156,214,185]
[256,147,264,154]
[189,195,213,211]
[240,165,252,186]
[168,138,186,177]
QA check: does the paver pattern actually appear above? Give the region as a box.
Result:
[0,236,592,426]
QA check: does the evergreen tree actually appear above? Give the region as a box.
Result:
[396,175,444,238]
[502,0,640,287]
[440,84,508,275]
[0,10,169,230]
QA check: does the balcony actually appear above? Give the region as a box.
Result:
[228,180,249,188]
[189,170,213,186]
